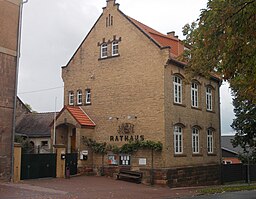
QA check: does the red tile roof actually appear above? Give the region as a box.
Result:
[128,17,184,57]
[66,106,95,127]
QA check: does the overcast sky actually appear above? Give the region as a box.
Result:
[18,0,235,135]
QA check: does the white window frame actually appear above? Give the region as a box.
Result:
[174,125,183,154]
[101,43,108,58]
[85,89,91,105]
[207,129,214,154]
[112,41,119,56]
[173,76,182,104]
[77,90,82,105]
[192,128,199,154]
[206,87,212,111]
[68,91,74,105]
[191,82,198,108]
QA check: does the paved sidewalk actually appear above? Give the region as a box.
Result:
[0,175,199,199]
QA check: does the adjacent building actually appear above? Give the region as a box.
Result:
[15,97,54,154]
[221,135,242,164]
[0,0,21,181]
[53,0,221,187]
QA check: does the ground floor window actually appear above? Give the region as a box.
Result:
[192,128,199,154]
[174,125,183,154]
[119,155,130,166]
[207,129,214,153]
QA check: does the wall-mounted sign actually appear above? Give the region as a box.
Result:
[108,155,118,165]
[139,158,147,165]
[80,150,88,160]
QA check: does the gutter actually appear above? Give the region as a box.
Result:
[11,0,28,182]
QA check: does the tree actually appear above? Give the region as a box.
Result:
[25,103,37,113]
[14,135,34,153]
[182,0,256,102]
[231,95,256,162]
[82,137,109,175]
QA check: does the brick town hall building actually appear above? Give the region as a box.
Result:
[52,0,222,187]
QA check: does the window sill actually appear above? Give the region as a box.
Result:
[85,103,91,106]
[206,109,215,113]
[191,106,202,111]
[192,153,203,157]
[207,153,217,156]
[98,54,120,61]
[173,103,186,107]
[174,154,187,157]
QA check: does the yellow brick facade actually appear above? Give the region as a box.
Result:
[53,0,221,179]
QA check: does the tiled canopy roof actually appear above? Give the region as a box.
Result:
[66,106,95,127]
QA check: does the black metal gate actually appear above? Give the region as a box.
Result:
[21,153,56,180]
[65,153,78,176]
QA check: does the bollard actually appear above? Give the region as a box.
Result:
[66,167,70,179]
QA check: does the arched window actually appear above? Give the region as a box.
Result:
[192,128,199,153]
[85,89,91,105]
[173,76,182,104]
[77,90,82,105]
[207,128,214,153]
[68,91,74,105]
[174,125,183,154]
[206,87,213,111]
[191,82,198,107]
[112,41,119,56]
[101,43,108,58]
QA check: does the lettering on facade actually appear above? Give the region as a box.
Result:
[109,135,144,142]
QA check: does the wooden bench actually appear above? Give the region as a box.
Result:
[117,169,143,183]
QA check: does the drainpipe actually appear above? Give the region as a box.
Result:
[11,0,28,182]
[218,81,222,184]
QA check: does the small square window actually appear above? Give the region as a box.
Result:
[41,141,48,147]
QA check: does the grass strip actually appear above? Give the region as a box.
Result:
[199,185,256,194]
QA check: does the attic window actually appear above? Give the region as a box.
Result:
[101,43,108,58]
[106,14,113,27]
[112,41,119,56]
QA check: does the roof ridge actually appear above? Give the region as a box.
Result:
[127,16,165,36]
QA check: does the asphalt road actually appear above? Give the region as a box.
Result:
[182,190,256,199]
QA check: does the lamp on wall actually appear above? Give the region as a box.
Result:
[108,116,119,120]
[127,115,137,120]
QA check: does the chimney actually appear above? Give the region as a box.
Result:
[167,31,175,37]
[106,0,116,7]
